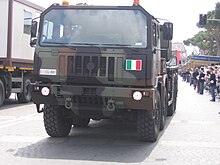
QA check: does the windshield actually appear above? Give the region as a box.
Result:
[39,9,147,48]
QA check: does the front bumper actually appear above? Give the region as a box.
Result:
[31,84,156,111]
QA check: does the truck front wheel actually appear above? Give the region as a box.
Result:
[137,91,161,142]
[43,105,72,137]
[160,87,168,130]
[0,80,5,107]
[167,88,177,116]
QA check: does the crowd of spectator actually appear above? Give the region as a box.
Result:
[180,65,220,102]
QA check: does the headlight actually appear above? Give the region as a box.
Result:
[41,87,50,96]
[133,91,142,101]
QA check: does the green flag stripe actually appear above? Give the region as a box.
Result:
[126,60,132,70]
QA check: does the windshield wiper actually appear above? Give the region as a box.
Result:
[42,41,69,45]
[70,43,100,46]
[41,41,79,50]
[101,43,139,52]
[101,44,131,46]
[41,41,101,50]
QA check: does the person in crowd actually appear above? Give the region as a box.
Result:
[216,69,220,96]
[192,68,199,90]
[199,67,205,95]
[196,68,200,93]
[204,68,211,93]
[190,68,194,86]
[209,67,216,101]
[185,69,190,83]
[182,71,186,81]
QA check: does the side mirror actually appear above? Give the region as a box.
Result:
[161,38,172,61]
[30,20,38,47]
[162,22,173,40]
[31,21,38,38]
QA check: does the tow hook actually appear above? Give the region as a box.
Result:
[65,97,73,109]
[106,99,115,111]
[65,101,73,109]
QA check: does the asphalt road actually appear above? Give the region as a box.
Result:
[0,78,220,165]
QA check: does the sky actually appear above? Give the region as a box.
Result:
[28,0,218,43]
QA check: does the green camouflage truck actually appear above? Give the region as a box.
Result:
[30,1,178,142]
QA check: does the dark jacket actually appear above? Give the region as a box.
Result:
[192,70,199,80]
[210,73,216,86]
[199,72,205,82]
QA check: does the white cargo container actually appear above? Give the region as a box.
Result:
[0,0,44,106]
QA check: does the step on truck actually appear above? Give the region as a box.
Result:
[30,0,178,142]
[0,0,44,106]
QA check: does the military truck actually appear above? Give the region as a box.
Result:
[30,0,178,142]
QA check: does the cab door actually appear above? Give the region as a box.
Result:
[152,21,161,83]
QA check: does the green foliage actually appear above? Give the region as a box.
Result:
[183,2,220,56]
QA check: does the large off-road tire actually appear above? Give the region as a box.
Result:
[160,87,168,130]
[5,76,12,99]
[167,97,176,116]
[137,91,161,142]
[72,115,90,127]
[17,79,32,103]
[43,105,72,137]
[167,86,177,116]
[0,80,5,107]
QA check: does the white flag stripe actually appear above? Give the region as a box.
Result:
[131,60,137,70]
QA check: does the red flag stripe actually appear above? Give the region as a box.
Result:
[136,60,141,70]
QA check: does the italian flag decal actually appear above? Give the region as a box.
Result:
[126,59,142,71]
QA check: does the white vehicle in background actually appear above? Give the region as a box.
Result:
[0,0,44,106]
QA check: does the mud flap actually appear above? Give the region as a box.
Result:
[36,104,44,113]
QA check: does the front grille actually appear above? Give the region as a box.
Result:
[72,96,108,105]
[67,56,115,81]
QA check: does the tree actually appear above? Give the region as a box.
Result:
[183,30,217,55]
[183,2,220,56]
[214,2,220,56]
